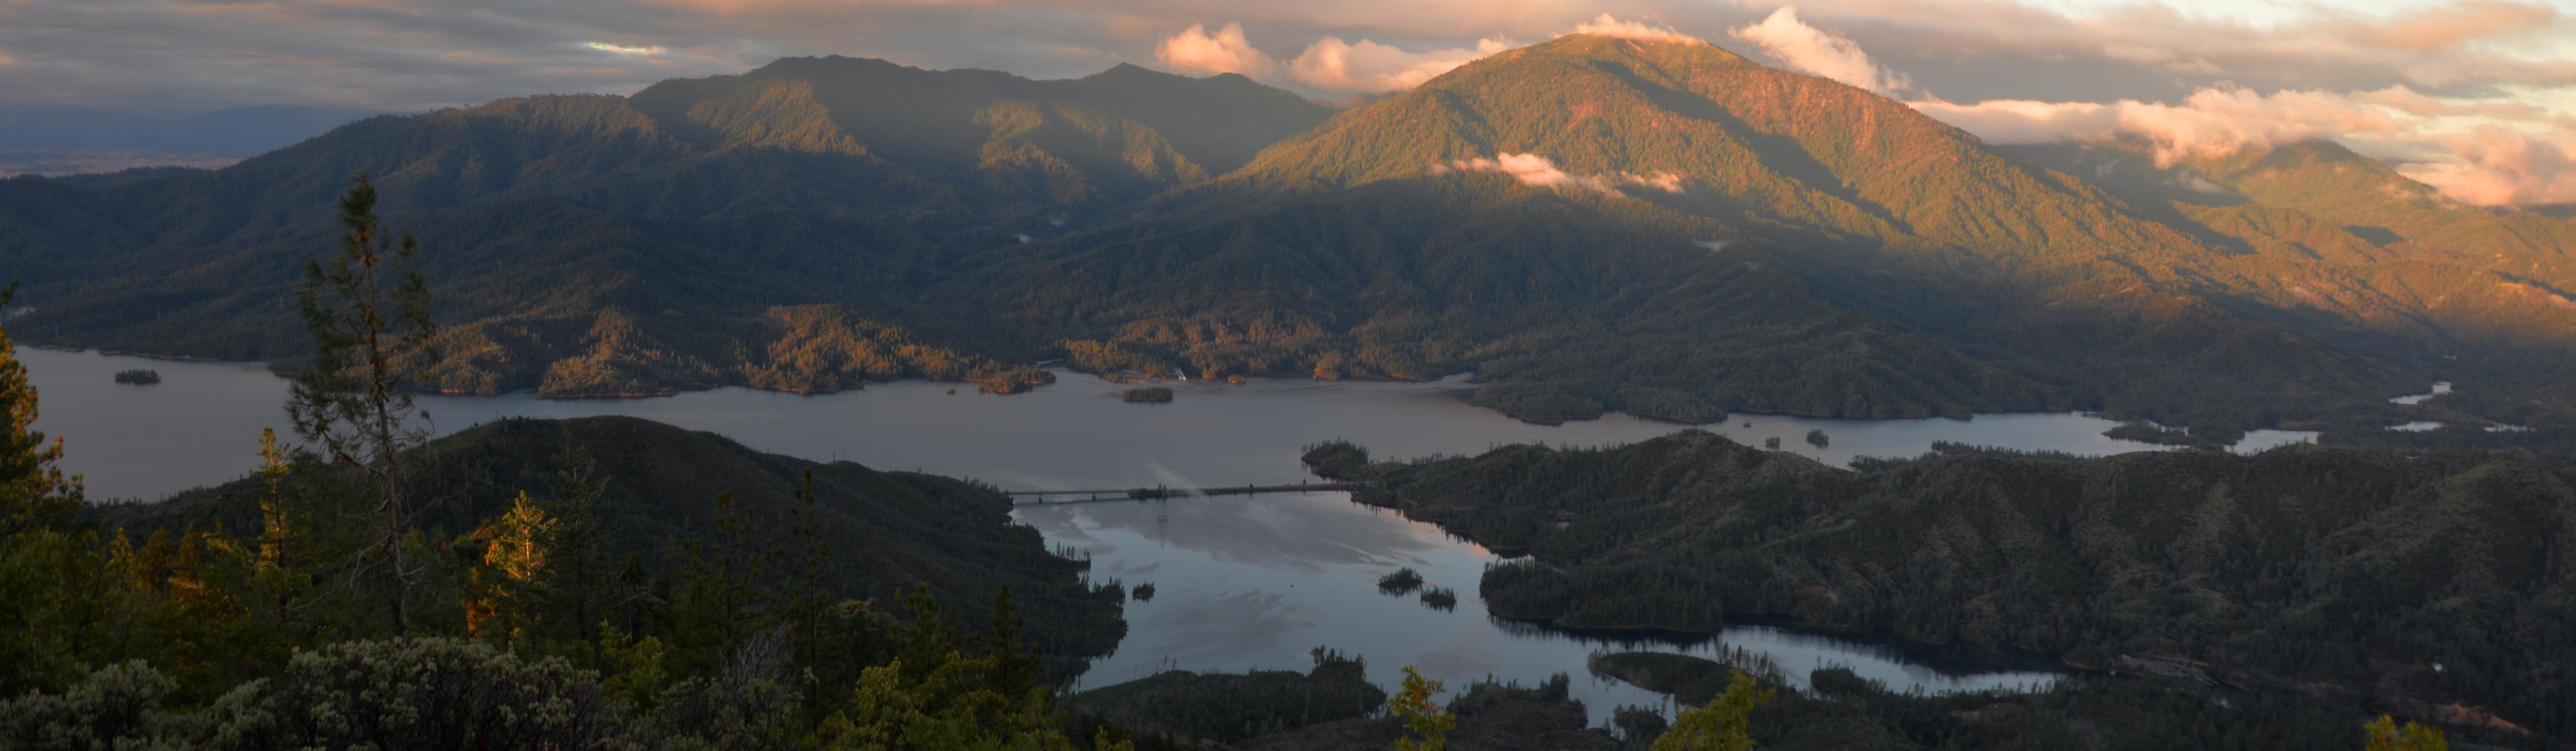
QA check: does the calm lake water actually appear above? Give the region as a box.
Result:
[29,347,2317,716]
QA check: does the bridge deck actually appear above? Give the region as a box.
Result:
[1006,481,1366,505]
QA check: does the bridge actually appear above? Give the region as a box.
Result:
[1005,481,1368,505]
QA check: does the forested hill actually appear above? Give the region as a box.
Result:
[6,34,2576,437]
[1304,433,2576,742]
[119,415,1128,673]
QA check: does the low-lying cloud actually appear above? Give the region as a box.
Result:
[1726,7,1908,95]
[1437,152,1686,195]
[1156,14,1698,95]
[1154,22,1507,94]
[2398,126,2576,206]
[1564,14,1705,46]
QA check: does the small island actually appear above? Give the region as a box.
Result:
[1806,428,1830,448]
[1131,582,1155,602]
[1419,586,1457,610]
[1123,387,1174,404]
[1377,567,1424,593]
[113,368,162,385]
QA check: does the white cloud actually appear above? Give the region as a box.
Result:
[1437,152,1687,195]
[1726,7,1909,95]
[2398,126,2576,206]
[584,42,667,55]
[1155,21,1511,94]
[1285,35,1509,93]
[1564,14,1705,45]
[1153,22,1278,79]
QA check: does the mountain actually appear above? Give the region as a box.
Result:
[1306,430,2576,741]
[6,36,2574,436]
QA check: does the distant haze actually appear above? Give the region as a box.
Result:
[0,104,382,176]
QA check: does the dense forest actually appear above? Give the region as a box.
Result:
[1306,432,2576,746]
[2,35,2572,439]
[1593,651,2478,751]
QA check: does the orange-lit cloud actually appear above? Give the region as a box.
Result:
[1563,14,1703,45]
[1153,22,1276,79]
[1437,152,1687,194]
[1726,7,1908,94]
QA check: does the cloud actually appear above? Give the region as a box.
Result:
[1726,7,1908,95]
[1437,152,1686,195]
[1913,86,2408,165]
[1154,22,1278,79]
[583,42,666,56]
[1285,35,1509,93]
[1564,14,1704,45]
[2335,0,2561,53]
[2398,126,2576,205]
[1155,21,1509,94]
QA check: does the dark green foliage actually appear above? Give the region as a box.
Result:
[110,368,159,385]
[127,415,1128,674]
[1378,567,1424,593]
[1237,674,1620,751]
[1069,649,1385,743]
[1318,430,2576,742]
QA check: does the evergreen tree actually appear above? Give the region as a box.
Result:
[286,174,442,637]
[1651,670,1772,751]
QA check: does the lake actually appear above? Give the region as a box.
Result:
[28,347,2305,717]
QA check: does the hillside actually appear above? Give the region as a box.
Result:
[0,58,1334,398]
[1305,432,2576,741]
[2006,139,2576,426]
[122,415,1128,670]
[4,37,2574,437]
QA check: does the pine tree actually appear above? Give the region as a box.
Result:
[1652,670,1773,751]
[0,281,81,534]
[287,174,442,637]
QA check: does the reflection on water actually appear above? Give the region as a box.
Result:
[1026,491,2062,719]
[28,347,2113,718]
[25,347,2184,501]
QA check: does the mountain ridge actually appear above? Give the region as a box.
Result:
[4,38,2572,435]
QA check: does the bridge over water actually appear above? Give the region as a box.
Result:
[1004,481,1367,505]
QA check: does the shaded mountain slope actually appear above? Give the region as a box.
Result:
[1307,431,2576,740]
[123,415,1128,667]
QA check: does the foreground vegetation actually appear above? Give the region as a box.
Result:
[1308,433,2576,746]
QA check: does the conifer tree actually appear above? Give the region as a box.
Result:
[286,174,442,637]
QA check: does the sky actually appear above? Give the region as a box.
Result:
[1,0,2572,204]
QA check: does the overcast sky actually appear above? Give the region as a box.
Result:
[2,0,2571,204]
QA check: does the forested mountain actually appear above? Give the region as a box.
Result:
[119,415,1129,673]
[6,34,2575,437]
[1304,432,2576,743]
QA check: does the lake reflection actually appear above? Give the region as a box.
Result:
[30,347,2143,717]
